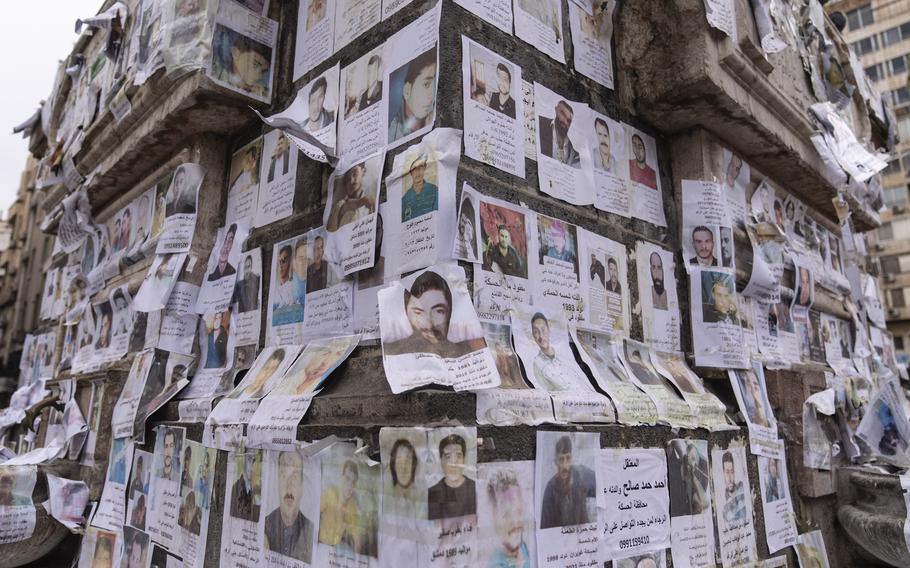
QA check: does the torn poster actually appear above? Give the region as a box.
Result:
[666,439,716,568]
[157,163,205,254]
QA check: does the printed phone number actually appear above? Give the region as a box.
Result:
[618,536,649,549]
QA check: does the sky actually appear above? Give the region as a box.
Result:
[0,1,100,217]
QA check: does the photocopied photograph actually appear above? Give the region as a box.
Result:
[260,447,318,564]
[339,45,387,161]
[209,2,278,103]
[225,137,263,223]
[387,46,438,146]
[514,0,565,63]
[710,445,757,566]
[477,460,536,568]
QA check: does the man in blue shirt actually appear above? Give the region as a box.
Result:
[401,154,438,221]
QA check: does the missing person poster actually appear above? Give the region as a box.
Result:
[335,0,382,51]
[0,466,36,544]
[627,127,666,227]
[728,361,780,457]
[197,221,250,314]
[126,449,153,531]
[690,267,747,369]
[78,528,120,568]
[111,350,155,438]
[533,214,582,320]
[666,439,716,568]
[619,339,697,429]
[514,0,565,62]
[378,427,426,565]
[134,253,188,312]
[636,242,681,353]
[226,138,263,224]
[455,0,512,32]
[294,0,335,80]
[259,446,320,567]
[147,425,186,551]
[756,440,797,554]
[462,38,525,178]
[590,111,631,218]
[384,4,441,150]
[711,445,757,567]
[156,164,205,254]
[325,152,383,276]
[385,128,460,274]
[535,431,600,568]
[339,46,386,163]
[579,228,628,335]
[47,473,89,532]
[267,234,309,346]
[567,0,615,89]
[353,202,394,339]
[255,130,298,228]
[379,263,500,393]
[177,441,217,568]
[599,448,670,560]
[653,353,730,431]
[209,0,278,103]
[221,450,264,568]
[476,460,537,567]
[247,335,359,450]
[232,247,263,346]
[682,180,734,271]
[534,83,594,206]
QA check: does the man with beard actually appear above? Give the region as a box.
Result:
[540,436,596,528]
[306,236,335,293]
[796,267,812,307]
[720,227,733,268]
[485,469,530,567]
[538,100,580,168]
[606,257,622,294]
[531,313,587,392]
[230,453,261,522]
[668,441,709,517]
[689,226,718,266]
[327,162,375,231]
[628,133,657,189]
[593,118,616,172]
[484,224,526,278]
[207,224,237,281]
[428,434,476,520]
[721,451,746,523]
[157,429,180,482]
[384,271,478,358]
[589,253,605,287]
[649,252,668,310]
[264,450,314,562]
[233,255,260,313]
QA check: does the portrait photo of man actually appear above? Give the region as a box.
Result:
[589,253,605,287]
[539,100,580,168]
[358,54,383,112]
[230,452,261,522]
[625,347,661,387]
[649,252,668,311]
[229,143,261,197]
[796,267,812,307]
[318,458,377,557]
[488,63,516,118]
[456,196,478,262]
[178,490,202,535]
[484,468,531,567]
[264,450,314,563]
[763,457,784,503]
[721,451,747,524]
[305,76,334,133]
[689,226,717,267]
[428,434,476,520]
[733,366,771,428]
[156,428,182,482]
[606,257,621,294]
[305,0,327,30]
[667,440,710,517]
[207,224,238,281]
[593,117,616,172]
[702,272,737,324]
[165,165,198,216]
[234,348,286,400]
[233,254,260,313]
[539,220,578,269]
[540,435,596,529]
[720,226,733,268]
[204,309,230,369]
[210,25,272,99]
[272,245,296,309]
[401,154,438,221]
[388,48,438,143]
[306,235,335,293]
[628,133,657,189]
[482,223,527,278]
[384,271,478,359]
[265,133,291,183]
[90,533,115,568]
[326,162,376,232]
[530,313,586,392]
[122,529,148,568]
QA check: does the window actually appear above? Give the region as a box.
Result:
[848,4,874,31]
[892,55,908,75]
[855,36,878,56]
[893,87,910,106]
[882,255,901,274]
[899,114,910,140]
[880,221,895,241]
[896,336,905,350]
[866,63,883,82]
[890,288,906,308]
[882,26,903,48]
[885,185,909,207]
[884,158,902,176]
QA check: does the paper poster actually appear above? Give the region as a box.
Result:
[682,180,734,271]
[209,1,278,103]
[314,444,380,567]
[653,353,729,431]
[729,361,780,457]
[339,46,386,162]
[666,439,716,568]
[57,191,94,253]
[579,228,628,335]
[757,441,797,554]
[721,150,749,226]
[711,446,757,567]
[421,427,479,566]
[461,38,525,178]
[247,335,359,450]
[266,234,309,346]
[856,379,910,464]
[300,227,355,342]
[532,213,582,320]
[334,0,381,50]
[477,460,537,567]
[690,267,747,368]
[177,441,217,568]
[353,203,394,339]
[590,111,631,217]
[126,449,153,531]
[612,551,667,568]
[232,247,263,346]
[568,0,615,89]
[704,0,736,38]
[378,427,426,565]
[259,447,320,567]
[381,0,415,19]
[156,164,204,254]
[131,351,194,441]
[0,466,36,544]
[225,138,262,224]
[93,438,134,531]
[134,253,188,312]
[206,345,303,449]
[197,221,250,313]
[199,307,235,374]
[112,351,155,438]
[221,450,264,568]
[743,224,784,303]
[619,339,696,428]
[463,184,535,323]
[535,431,600,568]
[148,426,186,550]
[514,0,565,63]
[46,474,89,531]
[599,448,670,559]
[78,527,120,568]
[295,0,336,80]
[385,128,460,274]
[325,152,383,275]
[121,525,151,568]
[379,263,500,393]
[795,530,831,568]
[534,83,594,206]
[511,306,614,423]
[255,131,298,227]
[572,327,659,425]
[384,5,441,150]
[157,283,201,357]
[627,127,666,227]
[636,242,681,353]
